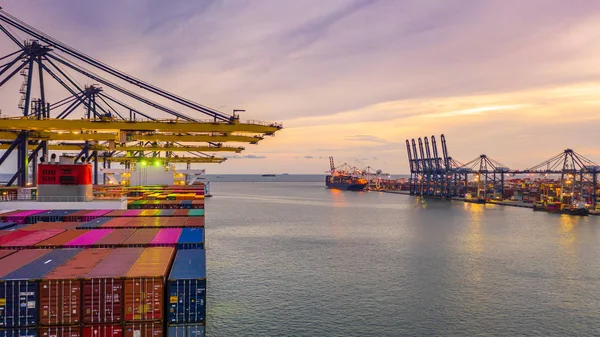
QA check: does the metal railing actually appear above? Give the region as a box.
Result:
[0,195,94,202]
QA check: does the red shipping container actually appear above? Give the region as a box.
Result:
[0,230,34,246]
[83,248,145,324]
[82,325,123,337]
[39,249,112,325]
[124,247,174,321]
[185,218,204,227]
[5,229,65,248]
[123,322,162,337]
[39,326,81,337]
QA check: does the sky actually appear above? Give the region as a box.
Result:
[1,0,600,174]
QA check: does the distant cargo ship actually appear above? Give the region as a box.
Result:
[262,173,276,177]
[325,157,367,191]
[325,175,367,191]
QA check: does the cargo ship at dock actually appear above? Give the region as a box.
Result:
[325,175,368,191]
[325,157,369,191]
[533,197,589,216]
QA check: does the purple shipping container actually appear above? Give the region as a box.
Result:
[65,229,113,247]
[150,228,182,245]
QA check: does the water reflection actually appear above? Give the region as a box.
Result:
[558,215,577,260]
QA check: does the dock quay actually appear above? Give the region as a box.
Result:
[401,134,600,215]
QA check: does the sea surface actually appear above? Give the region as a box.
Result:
[206,181,600,336]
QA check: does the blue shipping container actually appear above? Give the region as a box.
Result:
[0,249,81,327]
[158,210,174,216]
[78,217,111,229]
[168,249,206,324]
[167,324,205,337]
[177,228,204,249]
[0,328,38,337]
[26,210,78,224]
[2,224,32,232]
[0,223,16,230]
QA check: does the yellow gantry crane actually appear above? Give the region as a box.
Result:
[0,9,282,186]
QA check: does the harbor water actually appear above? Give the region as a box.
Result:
[207,181,600,336]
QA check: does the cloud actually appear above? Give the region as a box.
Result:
[304,156,313,159]
[224,154,266,160]
[346,135,388,144]
[2,1,600,174]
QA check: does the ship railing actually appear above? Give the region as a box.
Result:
[0,195,94,202]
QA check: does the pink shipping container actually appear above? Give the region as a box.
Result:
[123,210,141,216]
[4,210,45,224]
[150,228,182,245]
[65,229,113,247]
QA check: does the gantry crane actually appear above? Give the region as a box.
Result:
[0,9,282,186]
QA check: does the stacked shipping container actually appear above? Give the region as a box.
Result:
[0,187,207,337]
[167,249,206,335]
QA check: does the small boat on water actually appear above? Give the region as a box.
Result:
[262,173,276,177]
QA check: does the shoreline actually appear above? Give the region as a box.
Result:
[379,190,600,216]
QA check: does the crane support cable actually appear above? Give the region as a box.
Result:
[0,10,231,121]
[99,93,156,121]
[47,53,198,122]
[0,49,21,62]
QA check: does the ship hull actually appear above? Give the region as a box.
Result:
[326,181,367,191]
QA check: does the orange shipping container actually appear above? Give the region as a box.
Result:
[39,249,112,325]
[124,247,174,321]
[36,230,90,248]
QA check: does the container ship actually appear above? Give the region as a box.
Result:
[533,197,589,216]
[325,157,367,191]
